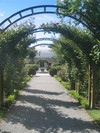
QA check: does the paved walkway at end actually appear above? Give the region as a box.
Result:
[0,73,100,133]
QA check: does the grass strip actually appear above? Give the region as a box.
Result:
[87,110,100,126]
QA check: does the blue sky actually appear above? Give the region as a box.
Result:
[0,0,62,47]
[0,0,65,50]
[0,0,57,22]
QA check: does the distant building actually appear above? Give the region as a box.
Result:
[34,45,56,72]
[34,45,56,62]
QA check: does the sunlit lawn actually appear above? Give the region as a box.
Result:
[87,110,100,126]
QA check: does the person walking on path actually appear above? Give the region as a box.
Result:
[0,73,100,133]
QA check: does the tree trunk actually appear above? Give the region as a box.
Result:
[91,64,99,108]
[88,65,91,108]
[75,81,81,94]
[88,63,98,109]
[0,70,4,108]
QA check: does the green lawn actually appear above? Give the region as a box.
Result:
[87,110,100,126]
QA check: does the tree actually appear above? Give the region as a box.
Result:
[27,48,37,64]
[56,0,100,40]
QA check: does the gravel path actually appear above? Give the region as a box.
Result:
[0,73,100,133]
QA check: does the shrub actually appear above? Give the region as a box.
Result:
[54,75,62,82]
[68,90,89,109]
[21,81,27,88]
[8,95,15,102]
[49,66,62,76]
[61,81,70,89]
[28,67,36,75]
[5,95,15,106]
[25,64,38,76]
[55,66,62,71]
[49,67,57,76]
[14,89,19,96]
[47,66,51,71]
[26,76,31,81]
[80,98,89,109]
[57,69,68,81]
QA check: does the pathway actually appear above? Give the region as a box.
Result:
[0,73,100,133]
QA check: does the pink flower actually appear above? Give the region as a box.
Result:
[32,25,35,28]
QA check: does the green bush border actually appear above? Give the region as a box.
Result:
[54,75,88,109]
[68,90,89,109]
[0,75,32,121]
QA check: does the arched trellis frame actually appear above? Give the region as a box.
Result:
[0,5,99,110]
[0,5,88,32]
[32,43,53,48]
[31,37,82,71]
[30,37,55,48]
[32,37,85,74]
[28,26,92,58]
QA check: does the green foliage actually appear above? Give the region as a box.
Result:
[4,95,15,107]
[49,67,57,76]
[68,90,89,109]
[0,22,36,108]
[14,89,22,95]
[90,43,100,64]
[47,66,51,71]
[7,95,15,103]
[28,67,36,76]
[57,69,68,81]
[21,81,27,88]
[55,75,70,88]
[25,64,38,76]
[61,81,69,89]
[54,75,62,82]
[25,76,31,81]
[27,48,37,64]
[57,0,100,41]
[49,65,62,77]
[0,110,6,121]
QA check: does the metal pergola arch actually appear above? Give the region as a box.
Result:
[29,36,76,51]
[30,37,56,48]
[35,37,56,42]
[31,43,53,48]
[0,5,87,32]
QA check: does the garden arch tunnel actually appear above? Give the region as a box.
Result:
[0,5,98,109]
[0,4,92,62]
[0,5,88,32]
[29,37,80,64]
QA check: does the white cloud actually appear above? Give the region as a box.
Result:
[34,14,61,27]
[0,12,5,17]
[30,29,60,48]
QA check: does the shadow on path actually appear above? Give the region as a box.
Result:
[4,88,99,133]
[25,88,67,96]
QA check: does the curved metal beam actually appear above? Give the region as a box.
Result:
[36,37,56,42]
[0,5,87,32]
[32,27,59,34]
[0,5,66,31]
[31,43,53,48]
